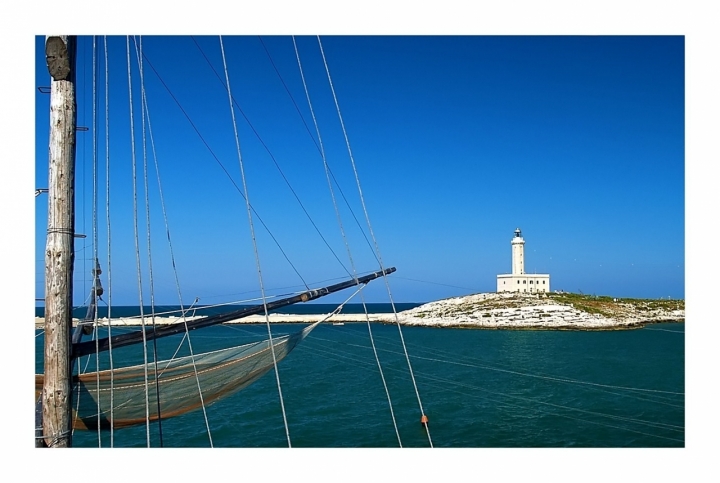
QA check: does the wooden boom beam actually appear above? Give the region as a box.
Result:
[72,267,396,359]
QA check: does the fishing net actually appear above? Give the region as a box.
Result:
[35,322,319,430]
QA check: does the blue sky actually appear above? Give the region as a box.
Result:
[32,35,685,305]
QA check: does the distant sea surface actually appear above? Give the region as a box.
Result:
[35,303,423,319]
[35,304,684,448]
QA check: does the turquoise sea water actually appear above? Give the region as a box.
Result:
[35,304,684,448]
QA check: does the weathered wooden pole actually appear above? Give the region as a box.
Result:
[41,35,77,448]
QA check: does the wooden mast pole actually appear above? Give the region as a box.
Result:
[41,35,77,448]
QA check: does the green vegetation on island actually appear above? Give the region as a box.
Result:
[544,292,684,319]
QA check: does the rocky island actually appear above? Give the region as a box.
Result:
[392,291,685,330]
[38,292,685,331]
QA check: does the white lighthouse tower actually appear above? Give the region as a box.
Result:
[497,228,550,293]
[511,228,525,275]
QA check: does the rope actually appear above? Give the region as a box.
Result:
[132,35,165,447]
[125,36,152,448]
[317,35,433,446]
[413,352,686,396]
[336,323,685,407]
[417,370,685,440]
[217,285,366,349]
[157,300,205,374]
[43,429,72,448]
[73,324,99,438]
[293,36,402,447]
[125,35,215,447]
[393,276,481,292]
[189,272,376,304]
[140,52,215,446]
[190,36,349,280]
[257,36,378,266]
[219,35,292,447]
[91,35,102,446]
[46,227,75,235]
[103,35,116,447]
[138,51,307,288]
[299,327,684,443]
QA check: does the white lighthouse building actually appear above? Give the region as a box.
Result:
[496,228,550,293]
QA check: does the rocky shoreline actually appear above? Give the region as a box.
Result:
[390,293,685,330]
[35,292,685,331]
[394,292,684,330]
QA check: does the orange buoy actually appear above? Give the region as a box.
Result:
[420,415,429,425]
